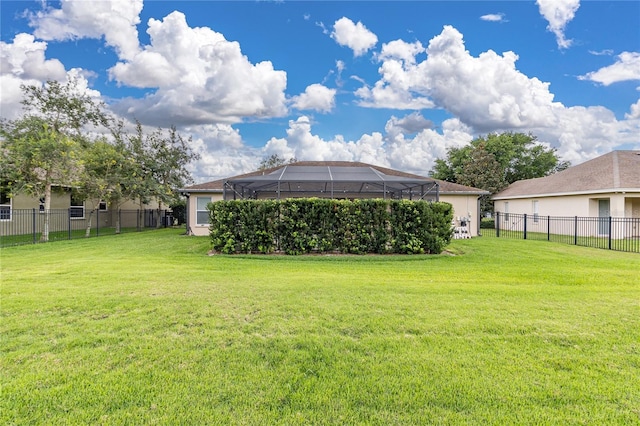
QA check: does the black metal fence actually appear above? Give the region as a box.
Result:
[0,208,175,247]
[492,212,640,253]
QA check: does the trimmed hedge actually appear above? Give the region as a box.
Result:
[480,218,495,229]
[209,198,453,255]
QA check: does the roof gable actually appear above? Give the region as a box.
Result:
[493,150,640,199]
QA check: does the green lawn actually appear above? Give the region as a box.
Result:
[1,229,639,425]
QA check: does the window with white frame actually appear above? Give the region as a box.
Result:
[196,197,211,225]
[504,202,509,221]
[70,194,85,218]
[99,200,108,211]
[532,200,539,223]
[0,189,11,221]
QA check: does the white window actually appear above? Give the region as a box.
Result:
[196,197,211,225]
[99,200,108,211]
[39,197,45,213]
[0,189,11,221]
[504,202,509,221]
[532,200,539,223]
[70,194,85,219]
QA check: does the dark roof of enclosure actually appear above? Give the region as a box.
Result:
[182,161,489,197]
[224,164,439,200]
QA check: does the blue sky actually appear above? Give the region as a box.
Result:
[1,0,639,182]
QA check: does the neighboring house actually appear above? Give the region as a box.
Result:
[0,186,161,235]
[492,150,640,237]
[181,161,489,237]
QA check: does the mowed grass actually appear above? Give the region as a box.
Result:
[1,229,639,425]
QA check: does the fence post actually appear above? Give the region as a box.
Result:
[137,209,140,231]
[68,208,72,240]
[496,212,500,237]
[574,216,578,246]
[97,208,100,237]
[32,208,37,244]
[523,214,527,240]
[547,216,550,241]
[608,216,612,250]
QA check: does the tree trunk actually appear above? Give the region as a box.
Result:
[41,183,52,242]
[115,209,121,234]
[85,209,94,237]
[156,199,163,229]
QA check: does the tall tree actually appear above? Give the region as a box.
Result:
[122,121,199,227]
[430,132,569,214]
[148,125,199,226]
[78,138,131,236]
[0,79,109,241]
[0,117,83,240]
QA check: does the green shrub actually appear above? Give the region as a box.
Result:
[480,218,495,229]
[208,199,453,255]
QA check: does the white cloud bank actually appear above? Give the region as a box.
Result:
[1,33,68,119]
[353,25,640,166]
[109,11,288,126]
[579,52,640,86]
[29,0,143,60]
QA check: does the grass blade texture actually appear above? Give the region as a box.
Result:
[1,229,639,424]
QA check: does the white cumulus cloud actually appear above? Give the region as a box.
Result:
[29,0,143,60]
[331,17,378,57]
[260,115,475,177]
[536,0,580,49]
[0,33,68,119]
[291,84,336,113]
[579,52,640,86]
[354,24,639,166]
[626,99,640,120]
[109,11,288,126]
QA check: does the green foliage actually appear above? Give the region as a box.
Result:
[430,132,570,214]
[123,121,199,213]
[209,198,453,255]
[169,200,187,225]
[480,218,495,229]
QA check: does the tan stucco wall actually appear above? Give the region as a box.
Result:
[1,190,164,236]
[187,193,223,236]
[439,195,481,237]
[495,192,640,218]
[187,192,482,237]
[494,192,640,239]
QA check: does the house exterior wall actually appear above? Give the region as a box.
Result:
[440,194,481,237]
[495,192,640,239]
[0,189,162,236]
[186,192,482,237]
[495,192,640,218]
[187,192,223,236]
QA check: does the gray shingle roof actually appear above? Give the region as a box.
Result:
[493,150,640,199]
[182,161,489,195]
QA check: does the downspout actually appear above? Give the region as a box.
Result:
[183,192,191,235]
[477,196,482,236]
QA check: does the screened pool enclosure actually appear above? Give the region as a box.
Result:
[222,165,440,201]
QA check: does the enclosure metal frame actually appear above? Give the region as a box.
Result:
[223,165,439,201]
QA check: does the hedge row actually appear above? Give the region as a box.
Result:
[209,198,453,255]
